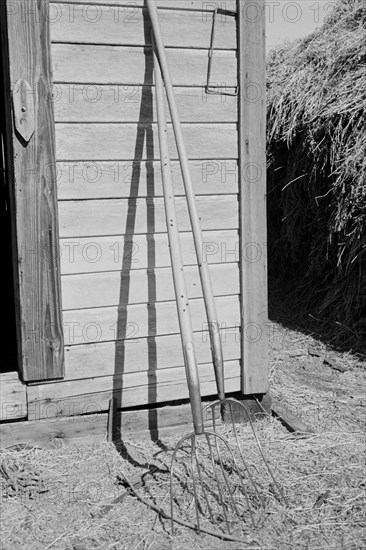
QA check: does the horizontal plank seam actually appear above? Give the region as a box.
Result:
[58,194,239,202]
[55,158,239,163]
[28,375,241,393]
[63,292,239,312]
[51,43,237,52]
[64,324,240,342]
[50,2,236,13]
[53,82,239,88]
[59,229,239,239]
[54,121,238,125]
[61,265,237,276]
[63,333,240,346]
[58,197,239,201]
[55,122,238,126]
[60,262,239,277]
[59,230,239,239]
[53,84,237,88]
[55,156,239,162]
[51,41,236,52]
[61,293,240,312]
[59,236,239,250]
[63,328,240,348]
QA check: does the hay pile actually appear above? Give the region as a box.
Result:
[267,0,366,351]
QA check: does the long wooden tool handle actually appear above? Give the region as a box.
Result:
[147,0,225,402]
[152,35,204,435]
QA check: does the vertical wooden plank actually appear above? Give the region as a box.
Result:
[3,0,64,381]
[238,0,268,394]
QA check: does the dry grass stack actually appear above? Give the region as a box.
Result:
[267,0,366,351]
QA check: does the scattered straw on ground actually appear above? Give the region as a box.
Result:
[268,319,366,433]
[1,320,365,549]
[1,367,365,550]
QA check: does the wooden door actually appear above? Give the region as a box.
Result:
[1,0,64,382]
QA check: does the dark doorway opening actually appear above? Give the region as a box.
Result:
[0,28,19,374]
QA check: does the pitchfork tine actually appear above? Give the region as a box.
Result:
[205,434,231,532]
[194,440,215,525]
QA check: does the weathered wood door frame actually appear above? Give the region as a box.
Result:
[1,0,64,382]
[238,0,268,394]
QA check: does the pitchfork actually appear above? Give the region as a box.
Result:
[148,0,285,535]
[151,35,257,537]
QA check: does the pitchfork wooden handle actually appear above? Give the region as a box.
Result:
[147,0,226,403]
[152,33,204,435]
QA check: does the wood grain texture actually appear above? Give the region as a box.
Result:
[0,372,27,421]
[27,360,241,419]
[112,402,221,442]
[4,0,64,381]
[55,123,238,161]
[0,414,107,449]
[62,329,240,380]
[271,399,314,435]
[12,79,35,142]
[62,294,240,345]
[50,4,236,49]
[57,159,238,199]
[59,230,240,274]
[0,399,226,449]
[58,196,238,237]
[61,262,239,309]
[238,0,268,394]
[52,44,237,86]
[53,85,238,123]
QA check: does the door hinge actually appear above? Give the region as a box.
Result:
[12,79,35,143]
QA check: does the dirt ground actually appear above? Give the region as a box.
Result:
[1,321,365,550]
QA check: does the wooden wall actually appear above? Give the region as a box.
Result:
[27,0,241,419]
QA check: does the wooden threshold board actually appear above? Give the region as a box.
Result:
[0,393,277,449]
[271,398,314,436]
[0,400,220,449]
[0,372,27,421]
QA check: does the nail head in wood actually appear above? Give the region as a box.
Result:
[12,79,35,143]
